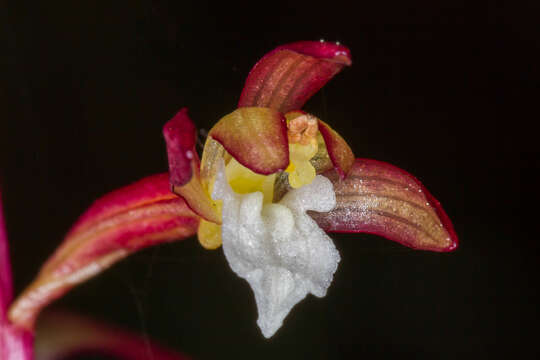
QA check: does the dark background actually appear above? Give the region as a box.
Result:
[1,0,536,359]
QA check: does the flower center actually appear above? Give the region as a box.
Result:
[285,114,319,189]
[225,157,276,203]
[197,111,330,250]
[287,114,318,145]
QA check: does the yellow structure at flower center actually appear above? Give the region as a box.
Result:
[197,114,320,250]
[285,114,319,189]
[225,158,276,203]
[285,141,318,188]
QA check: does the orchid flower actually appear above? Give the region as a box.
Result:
[162,41,458,337]
[1,41,458,358]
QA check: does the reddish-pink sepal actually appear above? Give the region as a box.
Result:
[163,108,197,187]
[8,174,199,330]
[0,190,13,321]
[35,311,190,360]
[238,41,352,113]
[1,324,34,360]
[310,159,458,252]
[1,191,34,360]
[209,107,289,175]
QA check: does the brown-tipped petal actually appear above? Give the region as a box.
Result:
[35,311,190,360]
[318,119,355,178]
[238,41,352,113]
[310,159,458,252]
[163,108,197,187]
[209,107,289,175]
[8,174,199,330]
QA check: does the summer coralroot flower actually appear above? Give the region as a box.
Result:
[3,41,458,352]
[163,41,459,337]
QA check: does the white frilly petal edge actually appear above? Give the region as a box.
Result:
[212,161,340,338]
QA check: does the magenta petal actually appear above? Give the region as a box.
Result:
[310,159,458,252]
[1,191,34,360]
[66,173,187,239]
[1,324,34,360]
[163,108,198,187]
[238,41,352,113]
[0,190,13,321]
[8,174,199,330]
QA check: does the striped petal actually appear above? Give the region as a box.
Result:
[310,159,458,252]
[209,107,289,175]
[8,174,199,330]
[238,41,352,113]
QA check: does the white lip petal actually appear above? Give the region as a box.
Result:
[212,161,340,338]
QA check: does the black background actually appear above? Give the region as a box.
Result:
[1,1,536,359]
